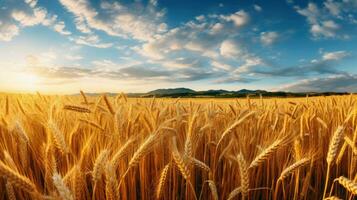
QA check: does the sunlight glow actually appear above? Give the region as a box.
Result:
[14,73,40,92]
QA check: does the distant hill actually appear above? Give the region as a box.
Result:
[147,88,195,95]
[80,88,349,98]
[129,88,349,98]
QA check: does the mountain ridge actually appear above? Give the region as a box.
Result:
[78,87,349,98]
[128,87,349,98]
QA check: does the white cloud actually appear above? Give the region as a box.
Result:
[11,7,47,26]
[220,40,242,58]
[324,0,341,16]
[294,1,357,39]
[196,15,205,22]
[162,60,193,69]
[260,31,279,45]
[309,20,339,38]
[70,35,113,48]
[54,21,71,35]
[322,51,349,61]
[139,42,165,60]
[59,0,167,41]
[0,22,19,41]
[254,4,262,12]
[280,74,357,92]
[210,23,224,34]
[211,61,232,71]
[0,0,71,41]
[65,55,83,61]
[295,3,340,38]
[221,10,249,27]
[234,56,263,73]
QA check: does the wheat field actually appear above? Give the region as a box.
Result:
[0,92,356,200]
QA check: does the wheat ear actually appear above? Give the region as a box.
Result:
[80,90,89,105]
[334,176,357,195]
[206,180,218,200]
[92,149,109,183]
[14,120,30,143]
[156,163,170,199]
[249,135,290,169]
[63,105,91,113]
[111,137,136,168]
[236,153,249,199]
[324,196,342,200]
[128,134,157,168]
[6,181,16,200]
[5,95,9,115]
[103,94,115,115]
[189,157,211,172]
[48,120,69,154]
[105,163,119,200]
[227,187,242,200]
[278,157,310,180]
[172,137,190,180]
[52,173,74,200]
[73,165,86,200]
[78,118,104,131]
[344,136,357,155]
[217,111,255,148]
[0,161,37,193]
[323,126,345,199]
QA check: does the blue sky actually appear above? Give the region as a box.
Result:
[0,0,357,93]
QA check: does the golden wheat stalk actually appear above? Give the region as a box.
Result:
[172,137,190,180]
[236,153,249,198]
[92,149,109,183]
[118,128,170,189]
[184,139,193,160]
[52,173,74,200]
[189,157,211,172]
[336,142,348,165]
[344,136,357,155]
[13,120,30,143]
[103,94,115,115]
[278,157,310,180]
[111,137,136,168]
[6,181,16,200]
[3,150,17,170]
[249,135,290,169]
[48,120,69,154]
[185,112,198,158]
[121,92,128,103]
[217,111,255,147]
[73,165,86,200]
[317,117,328,129]
[156,163,170,199]
[327,126,345,164]
[206,180,219,200]
[127,133,158,168]
[227,187,241,200]
[324,196,342,200]
[105,163,119,200]
[323,126,345,199]
[16,98,26,115]
[0,161,37,193]
[80,90,89,105]
[334,176,357,195]
[5,95,9,115]
[78,118,104,131]
[63,105,91,113]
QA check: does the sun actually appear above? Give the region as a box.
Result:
[15,72,40,92]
